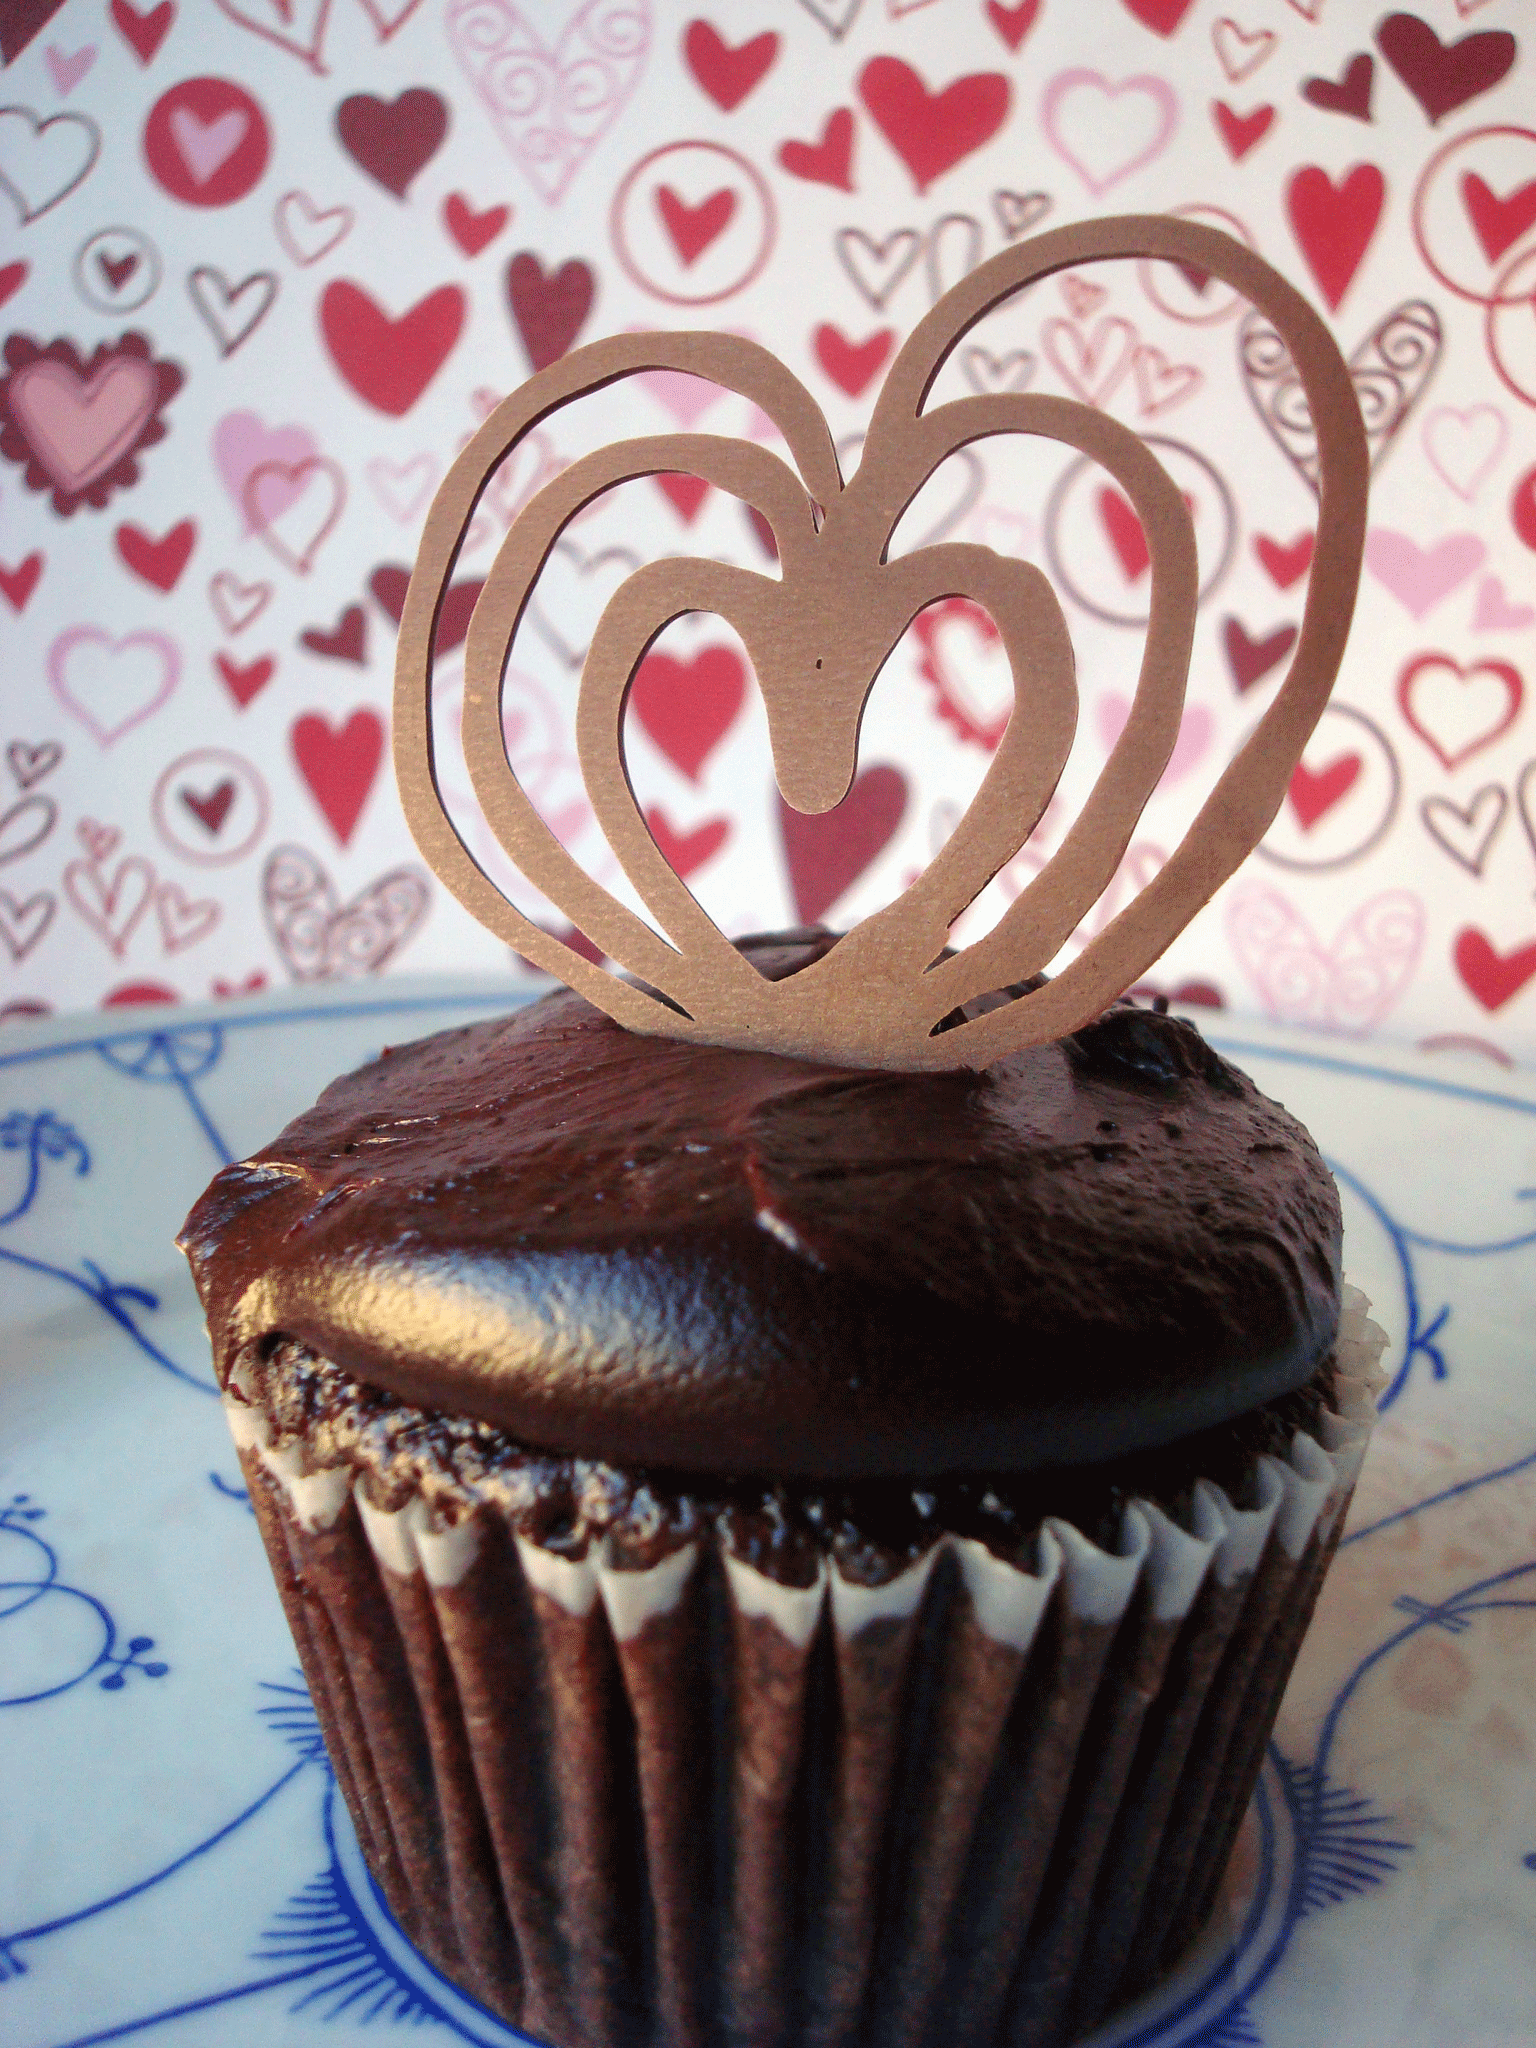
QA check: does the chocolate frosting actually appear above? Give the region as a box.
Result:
[180,934,1342,1480]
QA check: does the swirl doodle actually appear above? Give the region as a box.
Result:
[0,1495,168,1709]
[445,0,650,205]
[1239,300,1443,492]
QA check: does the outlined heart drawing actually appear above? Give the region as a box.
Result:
[262,842,430,978]
[1239,300,1441,493]
[1226,883,1425,1033]
[446,0,650,205]
[1,334,183,515]
[47,625,179,744]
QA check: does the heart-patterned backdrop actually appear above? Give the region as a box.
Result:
[3,0,1535,1062]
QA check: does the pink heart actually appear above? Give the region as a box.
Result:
[1474,575,1536,631]
[366,453,438,522]
[1421,405,1507,502]
[1364,529,1486,619]
[1096,693,1212,785]
[8,357,159,493]
[213,411,320,531]
[45,43,98,94]
[1225,884,1424,1035]
[168,105,249,185]
[638,369,726,430]
[446,0,650,205]
[1041,68,1179,196]
[48,627,180,746]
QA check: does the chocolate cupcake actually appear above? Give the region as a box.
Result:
[180,934,1386,2048]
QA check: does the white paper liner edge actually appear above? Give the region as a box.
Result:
[232,1286,1385,1643]
[724,1550,829,1651]
[599,1540,700,1642]
[954,1527,1061,1653]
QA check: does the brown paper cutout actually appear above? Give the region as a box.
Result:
[394,214,1369,1070]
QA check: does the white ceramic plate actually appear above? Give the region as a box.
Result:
[4,982,1536,2048]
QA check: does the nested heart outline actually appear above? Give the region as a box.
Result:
[396,214,1368,1071]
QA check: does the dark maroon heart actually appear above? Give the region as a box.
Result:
[506,253,595,373]
[98,250,141,292]
[1375,12,1515,125]
[1301,52,1374,121]
[180,779,236,837]
[334,89,449,199]
[777,764,908,926]
[369,564,485,655]
[300,605,367,664]
[1223,617,1298,693]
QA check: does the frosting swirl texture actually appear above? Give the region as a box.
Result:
[180,938,1342,1478]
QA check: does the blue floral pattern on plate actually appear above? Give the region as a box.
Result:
[3,982,1535,2048]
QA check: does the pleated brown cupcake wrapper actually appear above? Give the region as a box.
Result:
[226,1287,1386,2048]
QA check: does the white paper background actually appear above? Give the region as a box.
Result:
[2,0,1535,1063]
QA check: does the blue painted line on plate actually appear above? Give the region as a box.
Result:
[1,1760,308,1955]
[1208,1036,1536,1120]
[0,991,529,1071]
[39,1959,338,2048]
[1342,1446,1536,1549]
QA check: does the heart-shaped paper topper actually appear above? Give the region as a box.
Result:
[395,214,1369,1071]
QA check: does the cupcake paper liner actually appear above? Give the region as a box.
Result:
[225,1287,1386,2048]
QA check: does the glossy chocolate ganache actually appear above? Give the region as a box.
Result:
[180,932,1342,1482]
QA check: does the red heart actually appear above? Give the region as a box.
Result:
[1223,618,1297,693]
[443,192,508,257]
[1287,752,1361,831]
[683,21,778,111]
[744,505,777,560]
[300,605,368,665]
[110,0,173,63]
[1255,531,1315,588]
[655,185,736,266]
[334,89,448,199]
[778,764,907,926]
[656,473,711,523]
[103,980,177,1007]
[319,281,465,416]
[814,323,894,398]
[291,708,385,846]
[180,778,236,837]
[629,646,746,782]
[1453,928,1536,1012]
[369,564,484,654]
[115,519,195,593]
[1301,53,1375,120]
[1211,101,1274,160]
[986,0,1040,52]
[857,57,1011,196]
[1514,466,1536,553]
[777,108,855,192]
[0,261,27,310]
[0,554,43,611]
[1119,0,1196,31]
[1098,487,1150,583]
[215,651,274,709]
[1376,13,1515,125]
[506,253,595,373]
[1286,162,1385,310]
[1461,172,1536,267]
[645,806,731,879]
